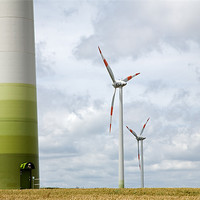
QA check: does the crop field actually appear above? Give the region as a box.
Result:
[0,188,200,200]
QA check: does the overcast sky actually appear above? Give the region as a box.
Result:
[34,0,200,188]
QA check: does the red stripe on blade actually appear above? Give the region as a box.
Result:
[104,59,108,67]
[127,76,132,80]
[110,107,113,116]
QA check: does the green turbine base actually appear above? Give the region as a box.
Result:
[0,83,39,189]
[0,154,39,189]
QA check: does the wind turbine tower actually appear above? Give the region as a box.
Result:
[0,0,39,189]
[126,118,150,188]
[98,46,140,188]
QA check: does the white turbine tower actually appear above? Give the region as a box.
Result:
[126,118,150,188]
[98,46,140,188]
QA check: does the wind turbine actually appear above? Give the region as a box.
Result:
[98,46,140,188]
[126,118,150,188]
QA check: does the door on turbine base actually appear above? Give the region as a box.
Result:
[20,162,35,189]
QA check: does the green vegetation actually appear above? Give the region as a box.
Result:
[0,188,200,200]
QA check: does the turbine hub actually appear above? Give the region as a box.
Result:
[112,80,127,88]
[138,137,146,141]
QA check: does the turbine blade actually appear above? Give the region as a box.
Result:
[140,117,150,135]
[109,88,116,133]
[122,73,140,82]
[98,46,116,83]
[137,140,141,170]
[126,126,138,139]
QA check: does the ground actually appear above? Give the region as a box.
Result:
[0,188,200,200]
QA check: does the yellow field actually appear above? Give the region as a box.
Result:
[0,188,200,200]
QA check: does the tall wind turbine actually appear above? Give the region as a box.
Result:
[98,46,140,188]
[126,118,150,188]
[0,0,39,189]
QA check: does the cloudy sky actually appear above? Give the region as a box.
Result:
[33,0,200,188]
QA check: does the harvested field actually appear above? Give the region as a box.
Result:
[0,188,200,200]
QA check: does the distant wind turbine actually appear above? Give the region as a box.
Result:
[126,118,150,188]
[98,46,140,188]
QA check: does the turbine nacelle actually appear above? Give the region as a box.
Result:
[112,80,127,88]
[138,137,146,141]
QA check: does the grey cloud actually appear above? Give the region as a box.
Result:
[144,80,168,94]
[63,8,78,18]
[74,1,200,61]
[37,86,91,113]
[36,42,55,77]
[195,66,200,82]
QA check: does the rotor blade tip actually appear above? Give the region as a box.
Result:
[136,73,140,76]
[98,46,101,53]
